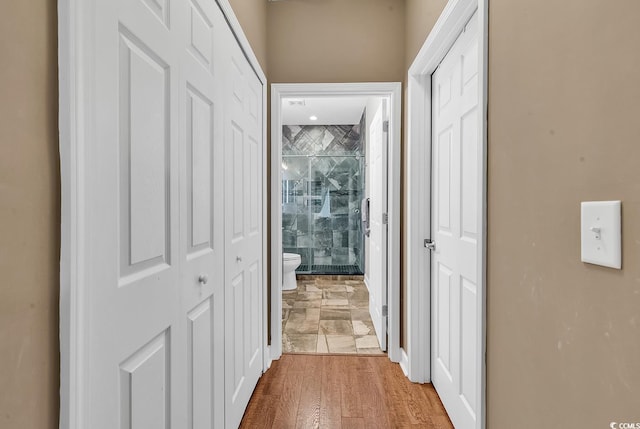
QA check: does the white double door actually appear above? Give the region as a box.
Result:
[431,10,482,429]
[84,0,262,427]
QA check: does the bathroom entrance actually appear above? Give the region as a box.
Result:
[271,83,402,362]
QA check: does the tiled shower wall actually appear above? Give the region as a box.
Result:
[282,117,365,272]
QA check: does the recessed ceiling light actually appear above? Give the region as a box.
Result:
[309,115,318,121]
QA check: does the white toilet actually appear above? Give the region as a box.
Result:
[282,253,302,290]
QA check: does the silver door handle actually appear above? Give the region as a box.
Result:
[198,274,209,285]
[424,239,436,251]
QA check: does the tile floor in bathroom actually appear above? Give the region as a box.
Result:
[282,275,384,354]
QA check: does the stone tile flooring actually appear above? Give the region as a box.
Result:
[282,275,384,355]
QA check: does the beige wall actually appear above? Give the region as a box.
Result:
[0,1,60,428]
[405,0,448,71]
[228,0,268,72]
[4,1,639,427]
[267,0,405,83]
[407,0,640,426]
[487,0,640,426]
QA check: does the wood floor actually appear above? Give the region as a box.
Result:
[239,354,453,429]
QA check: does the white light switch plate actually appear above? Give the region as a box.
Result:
[581,201,621,269]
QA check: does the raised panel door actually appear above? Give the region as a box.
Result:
[431,10,481,429]
[87,0,184,427]
[222,25,264,429]
[77,1,263,427]
[179,1,226,427]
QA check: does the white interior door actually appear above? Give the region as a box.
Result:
[87,0,184,427]
[179,2,228,428]
[223,24,264,429]
[77,0,263,427]
[368,101,388,351]
[431,11,482,429]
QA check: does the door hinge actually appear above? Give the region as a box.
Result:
[382,213,388,224]
[382,120,389,132]
[424,239,436,251]
[382,305,388,317]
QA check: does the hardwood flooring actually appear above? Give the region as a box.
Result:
[239,354,453,429]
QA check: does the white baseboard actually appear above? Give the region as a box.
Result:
[264,345,272,372]
[399,348,410,377]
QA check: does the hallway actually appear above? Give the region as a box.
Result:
[239,354,453,428]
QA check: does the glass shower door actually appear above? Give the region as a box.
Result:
[308,155,364,274]
[282,155,312,272]
[308,156,331,272]
[283,154,364,275]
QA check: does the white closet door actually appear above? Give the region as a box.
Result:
[222,22,264,429]
[179,2,227,428]
[431,11,481,429]
[78,0,264,427]
[87,0,186,427]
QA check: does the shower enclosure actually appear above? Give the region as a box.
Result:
[281,124,365,275]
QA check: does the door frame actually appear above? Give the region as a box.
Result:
[405,0,488,423]
[270,82,402,362]
[57,1,268,427]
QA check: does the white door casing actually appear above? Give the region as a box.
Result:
[58,0,267,428]
[431,11,481,429]
[270,83,402,364]
[367,100,388,351]
[223,23,264,429]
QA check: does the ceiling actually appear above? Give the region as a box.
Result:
[281,96,368,126]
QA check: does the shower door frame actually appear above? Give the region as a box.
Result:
[271,82,402,363]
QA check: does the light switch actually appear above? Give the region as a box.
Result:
[581,201,621,269]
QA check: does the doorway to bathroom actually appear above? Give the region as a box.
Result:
[271,83,401,363]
